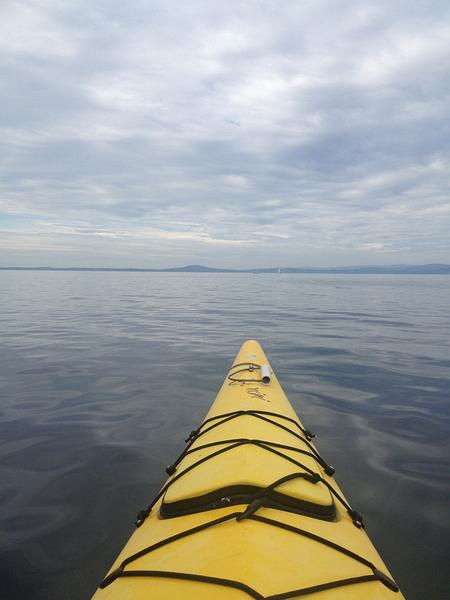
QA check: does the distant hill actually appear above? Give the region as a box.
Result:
[260,263,450,274]
[164,264,232,273]
[1,264,449,274]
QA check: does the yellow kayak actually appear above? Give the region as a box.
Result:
[93,340,405,599]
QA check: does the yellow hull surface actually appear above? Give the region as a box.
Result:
[93,340,405,600]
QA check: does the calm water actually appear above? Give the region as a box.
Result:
[0,272,449,600]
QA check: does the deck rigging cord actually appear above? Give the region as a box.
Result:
[184,406,317,441]
[99,361,398,597]
[227,361,267,383]
[100,474,398,596]
[135,425,363,528]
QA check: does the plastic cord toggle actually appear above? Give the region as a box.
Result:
[135,507,151,528]
[185,430,198,443]
[236,498,265,521]
[348,509,365,528]
[324,464,336,477]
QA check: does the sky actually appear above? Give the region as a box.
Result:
[1,0,450,268]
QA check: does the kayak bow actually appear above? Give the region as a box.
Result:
[92,340,405,599]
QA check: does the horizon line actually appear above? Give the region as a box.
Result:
[1,263,450,274]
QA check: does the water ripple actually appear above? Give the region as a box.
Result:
[0,271,449,600]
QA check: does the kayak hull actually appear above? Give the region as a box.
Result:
[92,340,404,599]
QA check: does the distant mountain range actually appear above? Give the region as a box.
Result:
[1,264,450,274]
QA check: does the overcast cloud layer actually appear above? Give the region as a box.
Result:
[1,0,450,267]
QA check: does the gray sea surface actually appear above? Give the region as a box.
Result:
[0,271,449,600]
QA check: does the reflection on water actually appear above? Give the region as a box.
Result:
[0,272,449,600]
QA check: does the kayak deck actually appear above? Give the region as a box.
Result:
[93,340,404,599]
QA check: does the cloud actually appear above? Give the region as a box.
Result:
[358,243,388,253]
[1,0,449,267]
